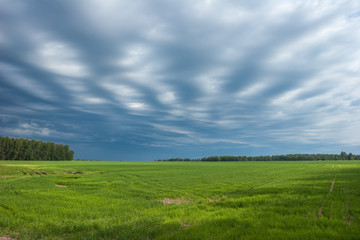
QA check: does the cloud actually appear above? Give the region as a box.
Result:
[0,122,74,139]
[0,63,56,101]
[9,123,51,136]
[31,40,89,78]
[1,0,360,160]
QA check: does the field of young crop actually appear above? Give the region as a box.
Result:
[0,160,359,240]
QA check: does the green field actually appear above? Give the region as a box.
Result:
[0,160,359,239]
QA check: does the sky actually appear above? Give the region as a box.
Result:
[0,0,360,161]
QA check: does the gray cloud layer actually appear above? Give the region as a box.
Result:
[1,0,360,160]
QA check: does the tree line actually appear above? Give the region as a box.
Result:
[157,152,360,162]
[0,136,74,161]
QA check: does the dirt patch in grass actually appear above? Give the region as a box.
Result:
[207,198,221,202]
[0,236,18,240]
[55,184,68,188]
[29,171,48,176]
[181,222,190,227]
[66,171,84,175]
[162,198,190,205]
[23,171,85,176]
[207,196,226,202]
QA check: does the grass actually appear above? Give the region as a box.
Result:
[0,160,359,239]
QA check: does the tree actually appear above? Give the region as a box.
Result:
[0,136,74,161]
[340,151,348,160]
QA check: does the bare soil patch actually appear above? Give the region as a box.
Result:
[0,236,18,240]
[55,184,68,188]
[66,171,84,175]
[29,171,48,176]
[207,196,226,202]
[24,171,85,176]
[162,198,190,205]
[181,222,190,227]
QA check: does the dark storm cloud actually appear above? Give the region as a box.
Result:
[1,0,360,160]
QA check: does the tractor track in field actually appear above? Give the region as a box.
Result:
[317,174,336,219]
[316,173,355,225]
[317,206,323,218]
[1,171,85,177]
[342,201,354,226]
[254,168,311,189]
[329,176,336,193]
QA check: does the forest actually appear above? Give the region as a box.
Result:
[0,136,74,160]
[157,152,360,162]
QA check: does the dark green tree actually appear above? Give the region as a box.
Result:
[340,151,348,160]
[0,136,74,161]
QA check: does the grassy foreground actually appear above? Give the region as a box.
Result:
[0,160,359,240]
